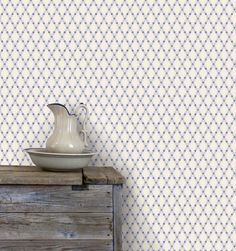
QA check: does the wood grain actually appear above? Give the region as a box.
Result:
[0,165,125,250]
[0,240,112,251]
[104,167,125,185]
[0,170,82,185]
[0,213,112,240]
[113,185,123,251]
[83,167,125,185]
[0,166,125,185]
[83,167,107,184]
[0,185,112,212]
[0,166,41,172]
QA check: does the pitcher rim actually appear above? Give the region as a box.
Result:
[47,103,76,116]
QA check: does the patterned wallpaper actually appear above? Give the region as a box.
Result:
[0,0,235,250]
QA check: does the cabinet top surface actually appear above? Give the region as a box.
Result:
[0,166,125,185]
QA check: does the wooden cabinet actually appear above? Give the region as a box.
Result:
[0,166,125,251]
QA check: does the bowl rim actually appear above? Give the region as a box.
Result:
[24,148,97,156]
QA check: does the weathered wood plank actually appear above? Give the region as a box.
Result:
[0,185,112,212]
[113,185,123,251]
[0,240,112,251]
[0,166,41,172]
[0,166,125,249]
[0,169,82,185]
[103,167,125,185]
[83,167,125,185]
[83,167,107,184]
[0,166,125,185]
[0,213,112,240]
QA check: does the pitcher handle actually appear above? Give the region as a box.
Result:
[75,103,89,148]
[80,129,88,149]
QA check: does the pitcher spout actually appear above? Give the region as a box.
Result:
[47,103,70,117]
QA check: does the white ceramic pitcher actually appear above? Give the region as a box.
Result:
[46,103,88,153]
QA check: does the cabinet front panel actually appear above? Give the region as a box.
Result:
[0,213,112,240]
[0,240,112,251]
[0,185,112,212]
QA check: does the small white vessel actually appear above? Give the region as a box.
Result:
[46,103,88,153]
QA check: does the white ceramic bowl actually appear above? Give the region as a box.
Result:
[25,148,96,171]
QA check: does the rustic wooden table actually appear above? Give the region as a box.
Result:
[0,166,125,251]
